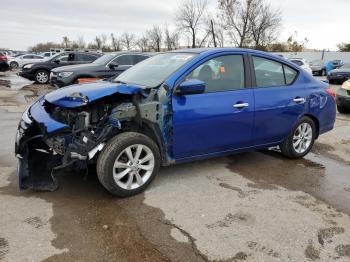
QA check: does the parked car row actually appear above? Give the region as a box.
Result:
[16,51,152,86]
[50,52,152,87]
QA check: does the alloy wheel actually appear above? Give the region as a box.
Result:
[113,144,155,190]
[36,72,48,83]
[292,123,313,154]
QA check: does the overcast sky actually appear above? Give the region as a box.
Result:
[0,0,349,51]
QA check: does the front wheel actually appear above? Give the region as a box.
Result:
[280,117,316,159]
[10,62,19,69]
[97,132,160,197]
[35,69,49,84]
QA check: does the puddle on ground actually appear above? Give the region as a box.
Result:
[0,72,33,90]
[226,151,350,215]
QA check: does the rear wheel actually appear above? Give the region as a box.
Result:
[97,132,160,197]
[280,117,316,159]
[10,61,19,69]
[337,105,348,114]
[35,69,49,84]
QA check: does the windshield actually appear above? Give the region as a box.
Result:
[93,54,115,65]
[114,53,197,87]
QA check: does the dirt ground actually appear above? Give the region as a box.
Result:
[0,71,350,262]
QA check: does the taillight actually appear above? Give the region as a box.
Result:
[326,88,336,100]
[0,55,7,62]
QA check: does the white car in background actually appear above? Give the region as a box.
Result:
[8,54,45,69]
[289,58,313,75]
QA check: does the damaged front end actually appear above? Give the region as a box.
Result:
[15,82,159,191]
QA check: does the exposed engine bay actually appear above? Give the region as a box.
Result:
[15,83,171,191]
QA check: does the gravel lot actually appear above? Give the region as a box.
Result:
[0,71,349,262]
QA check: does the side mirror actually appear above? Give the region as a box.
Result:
[54,59,60,64]
[109,62,119,69]
[175,79,206,96]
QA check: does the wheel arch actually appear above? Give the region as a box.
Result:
[118,120,168,165]
[303,113,320,139]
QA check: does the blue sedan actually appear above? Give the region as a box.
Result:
[15,48,336,196]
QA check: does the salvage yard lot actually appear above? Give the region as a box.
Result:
[0,71,350,261]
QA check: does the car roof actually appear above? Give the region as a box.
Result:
[170,47,275,55]
[103,51,155,56]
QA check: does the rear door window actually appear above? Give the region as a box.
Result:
[114,55,134,65]
[77,53,97,62]
[253,56,298,87]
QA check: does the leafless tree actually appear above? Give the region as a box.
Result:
[175,0,208,48]
[249,1,281,49]
[147,25,163,52]
[136,35,149,52]
[76,36,86,49]
[121,32,135,50]
[219,0,281,48]
[164,26,180,50]
[62,36,71,48]
[218,0,254,47]
[111,33,122,51]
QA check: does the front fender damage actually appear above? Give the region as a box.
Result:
[16,83,174,192]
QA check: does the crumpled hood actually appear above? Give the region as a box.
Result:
[45,81,145,108]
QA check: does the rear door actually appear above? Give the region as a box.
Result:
[251,55,304,145]
[172,53,255,159]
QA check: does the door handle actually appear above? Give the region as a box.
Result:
[293,97,306,104]
[233,103,249,109]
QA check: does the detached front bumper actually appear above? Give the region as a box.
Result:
[16,98,109,191]
[15,98,69,191]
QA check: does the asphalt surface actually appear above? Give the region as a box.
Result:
[0,71,350,262]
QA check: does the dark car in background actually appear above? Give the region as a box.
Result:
[0,52,10,72]
[327,63,350,84]
[336,80,350,113]
[18,51,102,84]
[50,52,152,87]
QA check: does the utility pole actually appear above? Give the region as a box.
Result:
[210,20,217,48]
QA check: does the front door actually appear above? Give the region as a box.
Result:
[172,54,255,159]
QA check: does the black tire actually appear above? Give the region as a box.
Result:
[96,132,161,197]
[279,116,316,159]
[337,105,347,114]
[10,61,19,69]
[35,69,49,84]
